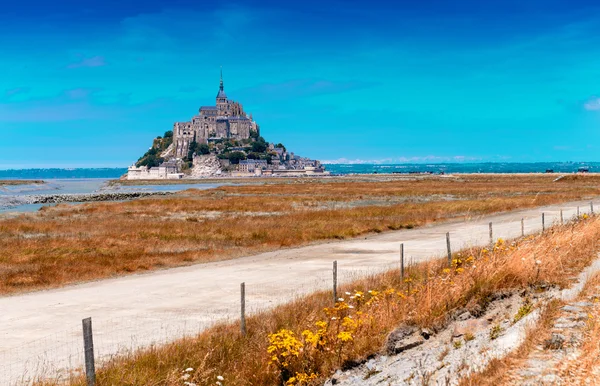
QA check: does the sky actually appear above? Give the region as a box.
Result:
[2,0,600,168]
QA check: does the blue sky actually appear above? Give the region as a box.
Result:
[2,0,600,168]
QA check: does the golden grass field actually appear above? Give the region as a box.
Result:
[1,174,600,295]
[52,213,600,386]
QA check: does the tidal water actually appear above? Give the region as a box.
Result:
[324,162,599,175]
[0,163,597,213]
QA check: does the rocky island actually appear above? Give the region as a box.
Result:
[127,71,328,180]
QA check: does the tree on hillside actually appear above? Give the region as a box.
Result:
[187,140,198,161]
[252,136,268,153]
[198,143,210,155]
[227,151,247,164]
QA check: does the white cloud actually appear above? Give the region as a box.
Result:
[67,56,106,69]
[584,97,600,111]
[322,155,482,164]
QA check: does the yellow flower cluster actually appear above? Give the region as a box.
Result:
[493,238,506,252]
[286,372,317,386]
[267,329,303,368]
[302,321,328,349]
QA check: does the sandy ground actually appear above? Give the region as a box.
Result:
[0,199,596,384]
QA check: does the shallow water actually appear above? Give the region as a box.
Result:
[0,179,227,213]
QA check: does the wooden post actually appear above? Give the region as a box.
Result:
[592,202,594,215]
[446,232,452,267]
[521,218,524,237]
[400,243,405,281]
[488,222,493,248]
[560,209,564,225]
[542,213,545,232]
[578,206,580,217]
[333,260,338,304]
[82,317,96,386]
[240,282,246,336]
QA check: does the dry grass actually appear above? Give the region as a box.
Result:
[1,174,600,295]
[466,272,600,385]
[51,216,600,386]
[461,300,564,386]
[557,273,600,383]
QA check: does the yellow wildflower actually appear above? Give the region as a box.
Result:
[337,331,353,342]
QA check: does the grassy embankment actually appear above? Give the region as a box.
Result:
[51,214,600,385]
[1,174,600,295]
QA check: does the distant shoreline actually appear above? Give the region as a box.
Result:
[0,180,45,186]
[0,162,598,181]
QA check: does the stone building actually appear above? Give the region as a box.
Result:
[127,160,182,180]
[174,70,259,158]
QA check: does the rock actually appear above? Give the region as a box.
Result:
[554,317,572,324]
[456,311,472,321]
[468,303,484,317]
[30,191,171,205]
[544,333,566,350]
[561,305,583,313]
[420,328,433,339]
[554,321,585,329]
[540,374,561,384]
[385,325,424,354]
[566,313,588,322]
[365,359,376,371]
[573,301,593,307]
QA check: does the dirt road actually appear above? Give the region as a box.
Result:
[0,199,595,384]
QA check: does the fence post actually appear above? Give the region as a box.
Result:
[578,206,580,217]
[240,282,246,336]
[592,202,595,215]
[489,222,493,248]
[400,243,405,281]
[82,317,96,386]
[333,260,338,304]
[446,232,452,267]
[521,218,524,237]
[560,209,564,225]
[542,213,545,232]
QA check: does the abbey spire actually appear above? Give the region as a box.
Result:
[217,67,227,99]
[219,66,224,92]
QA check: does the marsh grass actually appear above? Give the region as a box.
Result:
[1,174,600,294]
[53,216,600,386]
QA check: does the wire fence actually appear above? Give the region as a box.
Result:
[0,201,594,385]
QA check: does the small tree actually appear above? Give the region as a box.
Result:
[198,143,210,155]
[252,140,267,153]
[186,141,198,161]
[227,151,247,164]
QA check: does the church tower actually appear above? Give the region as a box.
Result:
[216,67,228,114]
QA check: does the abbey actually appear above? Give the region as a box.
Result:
[173,71,259,158]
